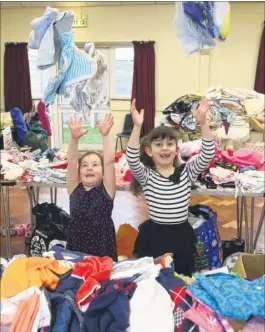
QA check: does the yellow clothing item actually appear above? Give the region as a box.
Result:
[116,224,138,258]
[248,116,264,132]
[1,257,72,297]
[219,7,230,39]
[174,272,195,285]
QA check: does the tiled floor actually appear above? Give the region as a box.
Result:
[1,186,264,257]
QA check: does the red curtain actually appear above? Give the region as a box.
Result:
[254,25,265,94]
[4,42,32,113]
[131,41,155,135]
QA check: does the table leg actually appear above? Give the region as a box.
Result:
[1,186,9,257]
[33,187,37,206]
[238,196,244,239]
[1,186,6,227]
[236,197,240,238]
[54,188,57,205]
[5,186,12,258]
[50,188,53,204]
[243,196,249,253]
[27,186,35,229]
[36,187,40,204]
[250,197,255,253]
[253,202,265,251]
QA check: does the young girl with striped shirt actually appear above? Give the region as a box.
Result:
[126,98,215,276]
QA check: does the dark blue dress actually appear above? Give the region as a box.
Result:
[66,182,117,261]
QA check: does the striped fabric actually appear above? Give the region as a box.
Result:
[44,32,97,104]
[126,139,215,224]
[60,45,97,91]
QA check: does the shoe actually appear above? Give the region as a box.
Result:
[25,223,32,233]
[16,224,26,236]
[1,225,17,236]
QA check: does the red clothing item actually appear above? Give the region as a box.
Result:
[72,256,113,310]
[37,101,52,136]
[48,160,68,169]
[115,150,126,162]
[123,169,133,182]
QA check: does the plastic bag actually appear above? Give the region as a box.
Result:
[189,205,223,271]
[29,203,70,256]
[25,123,48,152]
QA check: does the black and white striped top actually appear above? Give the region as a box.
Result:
[126,139,215,224]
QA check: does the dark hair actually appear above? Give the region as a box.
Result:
[78,151,104,174]
[131,126,180,196]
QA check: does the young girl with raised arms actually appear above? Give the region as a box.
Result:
[126,98,215,276]
[66,113,117,261]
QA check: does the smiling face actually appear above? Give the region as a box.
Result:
[79,153,103,187]
[145,138,178,169]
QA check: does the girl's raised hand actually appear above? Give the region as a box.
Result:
[193,97,210,125]
[68,114,88,139]
[97,113,114,136]
[131,99,144,127]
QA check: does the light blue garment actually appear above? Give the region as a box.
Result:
[28,6,59,50]
[37,10,74,71]
[211,105,236,123]
[43,31,75,104]
[174,2,215,56]
[58,45,97,95]
[28,7,74,71]
[189,273,265,320]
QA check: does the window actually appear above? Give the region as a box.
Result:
[28,49,49,99]
[114,47,134,98]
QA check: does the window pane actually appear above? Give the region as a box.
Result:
[115,47,134,98]
[28,49,49,99]
[61,113,102,145]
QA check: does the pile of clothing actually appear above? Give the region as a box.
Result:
[28,7,108,117]
[113,140,265,195]
[174,1,230,56]
[26,101,52,138]
[180,140,265,195]
[7,103,53,152]
[162,87,264,150]
[0,148,132,188]
[0,147,67,183]
[1,247,264,332]
[205,86,265,150]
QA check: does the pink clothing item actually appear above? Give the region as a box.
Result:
[222,148,262,168]
[257,162,265,171]
[188,147,223,175]
[37,101,52,136]
[10,293,40,332]
[185,290,233,332]
[240,316,265,332]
